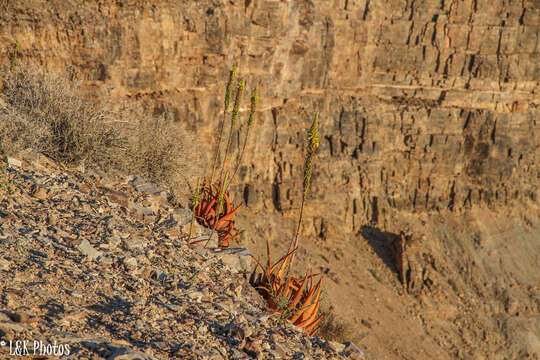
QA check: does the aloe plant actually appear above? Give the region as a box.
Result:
[190,65,258,249]
[250,112,324,336]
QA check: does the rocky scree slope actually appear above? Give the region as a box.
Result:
[0,153,363,360]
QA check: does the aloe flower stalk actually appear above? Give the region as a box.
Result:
[284,112,320,273]
[219,78,245,182]
[210,65,237,184]
[229,86,258,189]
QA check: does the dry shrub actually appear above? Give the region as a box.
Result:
[0,98,45,156]
[121,111,200,196]
[0,67,200,199]
[318,311,351,343]
[0,68,124,168]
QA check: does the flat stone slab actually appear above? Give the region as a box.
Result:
[215,248,252,274]
[77,239,103,261]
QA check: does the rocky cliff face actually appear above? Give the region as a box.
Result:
[2,0,537,226]
[1,0,539,359]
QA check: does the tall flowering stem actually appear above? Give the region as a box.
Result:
[229,87,258,190]
[286,112,320,273]
[210,65,237,184]
[219,78,245,182]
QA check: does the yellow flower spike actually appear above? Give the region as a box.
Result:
[307,112,320,152]
[224,64,237,111]
[248,87,258,127]
[231,79,245,127]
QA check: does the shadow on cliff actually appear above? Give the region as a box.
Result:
[360,226,399,274]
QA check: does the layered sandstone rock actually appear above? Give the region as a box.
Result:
[1,0,537,219]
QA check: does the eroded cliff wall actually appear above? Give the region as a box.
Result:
[2,0,537,229]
